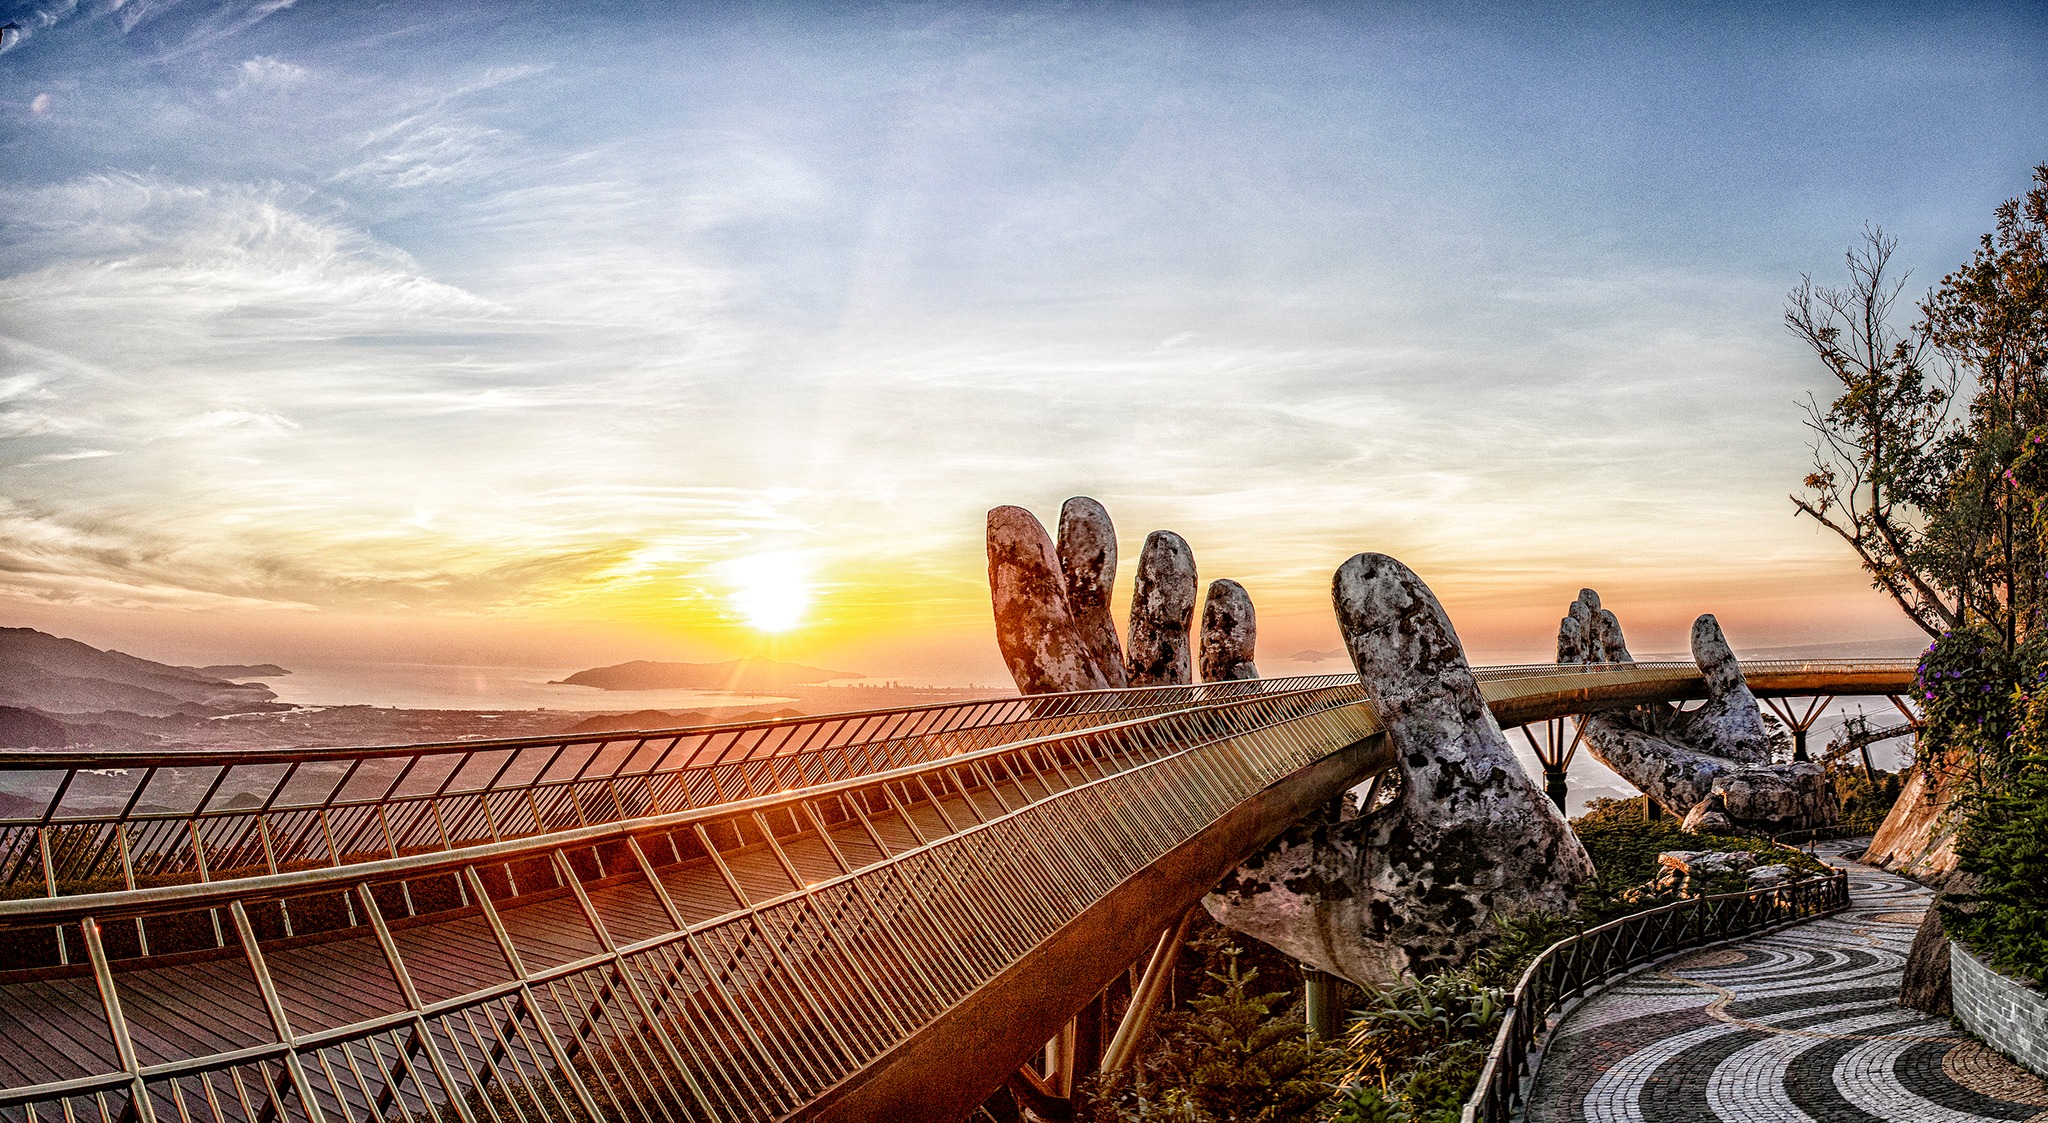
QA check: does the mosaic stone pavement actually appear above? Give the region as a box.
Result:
[1523,839,2048,1123]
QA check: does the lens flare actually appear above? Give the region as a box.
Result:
[726,553,811,632]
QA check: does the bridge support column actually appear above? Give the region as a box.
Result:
[1517,717,1583,814]
[1305,969,1344,1043]
[1042,1018,1077,1099]
[1762,695,1833,763]
[1101,910,1197,1074]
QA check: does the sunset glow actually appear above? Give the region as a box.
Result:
[0,4,2040,683]
[725,554,812,634]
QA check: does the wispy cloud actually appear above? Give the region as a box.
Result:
[221,53,306,94]
[0,2,2039,671]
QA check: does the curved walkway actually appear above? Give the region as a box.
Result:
[1525,839,2048,1123]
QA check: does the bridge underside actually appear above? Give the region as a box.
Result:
[796,734,1391,1122]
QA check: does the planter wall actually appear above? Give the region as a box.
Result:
[1950,940,2048,1078]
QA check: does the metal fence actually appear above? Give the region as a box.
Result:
[0,657,1917,1123]
[1459,868,1851,1123]
[0,675,1372,901]
[0,659,1918,908]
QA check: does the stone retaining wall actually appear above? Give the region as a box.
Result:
[1950,940,2048,1078]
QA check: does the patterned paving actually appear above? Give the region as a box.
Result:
[1524,840,2048,1123]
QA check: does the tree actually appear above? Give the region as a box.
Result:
[1922,164,2048,647]
[1790,167,2048,647]
[1787,227,1961,639]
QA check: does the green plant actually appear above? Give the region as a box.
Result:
[1080,937,1344,1123]
[1946,752,2048,984]
[1829,763,1905,828]
[1330,972,1504,1123]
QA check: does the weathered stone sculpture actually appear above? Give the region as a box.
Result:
[1199,579,1259,682]
[1562,593,1837,833]
[1556,588,1632,665]
[989,501,1247,693]
[986,506,1110,694]
[1124,531,1198,687]
[1057,497,1127,688]
[1202,554,1595,986]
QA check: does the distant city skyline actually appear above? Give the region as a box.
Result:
[1,1,2043,686]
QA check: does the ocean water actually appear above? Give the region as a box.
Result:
[251,660,792,712]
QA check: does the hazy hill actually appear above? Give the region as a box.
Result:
[186,664,291,679]
[0,627,280,716]
[0,706,68,748]
[553,656,863,691]
[564,707,807,734]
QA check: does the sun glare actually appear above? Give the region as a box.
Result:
[726,554,811,633]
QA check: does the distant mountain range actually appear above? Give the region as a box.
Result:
[552,656,864,691]
[0,627,282,719]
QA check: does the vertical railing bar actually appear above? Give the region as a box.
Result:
[80,917,157,1123]
[459,866,607,1123]
[225,901,329,1123]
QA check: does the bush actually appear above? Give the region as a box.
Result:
[1946,753,2048,984]
[1080,933,1345,1123]
[1913,628,2048,986]
[1830,764,1905,829]
[1330,972,1504,1123]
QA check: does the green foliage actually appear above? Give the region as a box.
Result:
[1904,609,2048,984]
[1330,972,1504,1123]
[1570,807,1700,883]
[1947,751,2048,985]
[1829,764,1905,829]
[1081,937,1345,1123]
[1913,627,2026,766]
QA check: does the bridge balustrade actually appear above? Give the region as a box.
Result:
[0,676,1369,906]
[0,657,1920,1122]
[0,680,1379,1123]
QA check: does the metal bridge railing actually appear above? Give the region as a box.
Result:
[1459,867,1852,1123]
[0,675,1368,902]
[0,659,1920,908]
[0,678,1380,1123]
[0,657,1920,1123]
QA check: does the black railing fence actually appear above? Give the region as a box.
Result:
[1459,867,1850,1123]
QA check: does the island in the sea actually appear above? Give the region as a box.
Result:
[552,656,864,691]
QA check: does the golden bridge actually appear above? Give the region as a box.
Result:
[0,660,1917,1123]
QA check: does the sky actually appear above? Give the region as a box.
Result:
[1,1,2045,689]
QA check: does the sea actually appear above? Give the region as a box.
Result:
[252,660,793,713]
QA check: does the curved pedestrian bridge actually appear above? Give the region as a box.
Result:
[0,659,1916,1123]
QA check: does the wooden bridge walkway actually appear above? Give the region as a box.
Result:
[0,660,1918,1123]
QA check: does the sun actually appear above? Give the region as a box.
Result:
[725,553,811,633]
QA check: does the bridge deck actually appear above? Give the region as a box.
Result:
[0,660,1919,1123]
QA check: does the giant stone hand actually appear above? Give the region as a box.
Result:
[1561,590,1838,833]
[1202,555,1594,987]
[986,499,1257,691]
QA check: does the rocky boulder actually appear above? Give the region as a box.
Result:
[986,505,1110,694]
[1056,497,1127,688]
[1651,849,1755,894]
[1124,531,1198,687]
[1745,863,1796,889]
